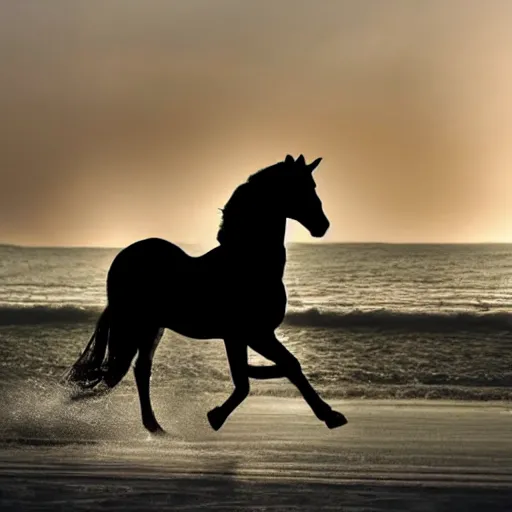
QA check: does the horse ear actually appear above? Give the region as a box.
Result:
[296,154,306,166]
[307,157,322,173]
[285,154,295,164]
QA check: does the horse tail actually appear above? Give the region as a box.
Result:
[62,306,112,393]
[63,305,140,398]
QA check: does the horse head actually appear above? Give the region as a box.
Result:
[280,154,330,238]
[218,155,330,246]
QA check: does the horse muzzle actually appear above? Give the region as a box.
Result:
[310,218,330,238]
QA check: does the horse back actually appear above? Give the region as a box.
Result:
[106,238,287,338]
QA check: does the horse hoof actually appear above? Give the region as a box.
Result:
[145,421,166,436]
[207,407,226,431]
[151,427,167,437]
[324,410,348,429]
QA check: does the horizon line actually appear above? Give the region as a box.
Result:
[2,241,512,250]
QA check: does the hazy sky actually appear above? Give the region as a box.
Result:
[1,1,512,247]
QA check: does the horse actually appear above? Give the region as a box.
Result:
[63,154,348,434]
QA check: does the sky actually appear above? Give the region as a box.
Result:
[1,1,512,247]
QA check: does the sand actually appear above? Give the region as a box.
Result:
[1,397,512,511]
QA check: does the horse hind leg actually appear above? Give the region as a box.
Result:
[134,327,165,434]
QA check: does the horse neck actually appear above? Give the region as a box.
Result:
[218,212,287,272]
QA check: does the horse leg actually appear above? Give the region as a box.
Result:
[247,364,286,379]
[207,340,249,431]
[248,334,347,429]
[134,327,165,434]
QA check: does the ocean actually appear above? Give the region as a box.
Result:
[2,242,512,512]
[1,242,511,405]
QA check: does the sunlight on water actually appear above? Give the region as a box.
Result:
[0,243,511,406]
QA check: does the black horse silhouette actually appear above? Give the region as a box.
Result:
[63,154,347,434]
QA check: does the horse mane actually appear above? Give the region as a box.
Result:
[217,161,285,245]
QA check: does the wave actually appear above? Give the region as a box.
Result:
[249,384,512,402]
[284,308,512,332]
[0,304,511,332]
[0,305,102,325]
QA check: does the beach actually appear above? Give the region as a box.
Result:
[1,243,512,510]
[4,0,512,507]
[1,396,511,511]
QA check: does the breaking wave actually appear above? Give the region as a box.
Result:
[0,304,511,332]
[0,305,101,325]
[284,308,512,331]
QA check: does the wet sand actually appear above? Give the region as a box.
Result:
[1,397,512,511]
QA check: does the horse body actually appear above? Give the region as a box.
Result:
[64,154,347,434]
[107,238,287,340]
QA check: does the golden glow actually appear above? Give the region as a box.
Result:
[1,2,512,246]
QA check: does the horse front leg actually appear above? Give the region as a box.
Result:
[247,364,286,379]
[207,339,249,431]
[249,334,347,429]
